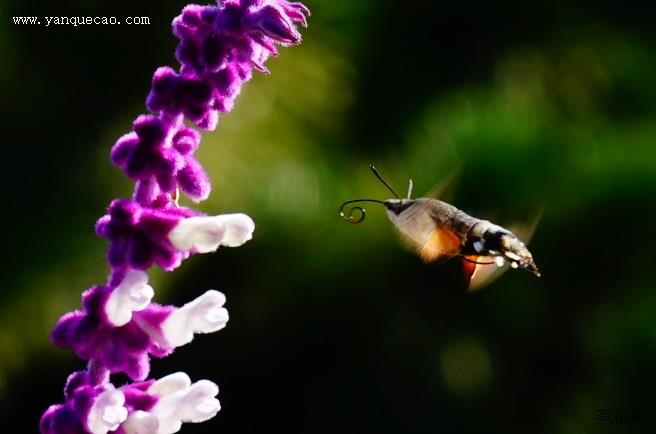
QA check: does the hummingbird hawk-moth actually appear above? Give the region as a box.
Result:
[339,165,541,290]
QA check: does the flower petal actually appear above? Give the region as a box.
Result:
[147,374,220,434]
[167,216,226,253]
[105,270,155,327]
[161,290,228,347]
[121,410,159,434]
[87,387,128,434]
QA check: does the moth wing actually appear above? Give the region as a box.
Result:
[508,207,543,244]
[463,256,508,292]
[391,199,461,263]
[419,227,461,262]
[425,163,463,201]
[463,209,544,291]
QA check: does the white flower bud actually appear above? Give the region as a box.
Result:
[105,270,154,326]
[161,290,229,347]
[87,387,128,434]
[146,373,221,434]
[168,213,255,253]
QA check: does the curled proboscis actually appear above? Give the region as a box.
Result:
[338,199,383,224]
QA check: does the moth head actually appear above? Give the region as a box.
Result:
[339,164,414,224]
[383,198,416,220]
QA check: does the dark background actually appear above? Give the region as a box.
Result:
[1,0,655,432]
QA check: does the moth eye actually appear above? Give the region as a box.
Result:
[384,200,412,216]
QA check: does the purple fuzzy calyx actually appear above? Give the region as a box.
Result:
[51,285,175,381]
[40,367,127,434]
[51,278,231,381]
[95,200,255,277]
[95,199,198,275]
[111,115,210,204]
[246,4,302,45]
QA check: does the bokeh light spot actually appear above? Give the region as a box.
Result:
[439,336,492,396]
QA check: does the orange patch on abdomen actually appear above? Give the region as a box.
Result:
[419,227,461,262]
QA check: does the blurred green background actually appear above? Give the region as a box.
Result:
[1,0,655,432]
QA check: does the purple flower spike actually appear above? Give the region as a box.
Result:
[43,1,307,431]
[95,199,198,273]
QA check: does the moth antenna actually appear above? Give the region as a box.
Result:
[407,179,413,199]
[339,199,385,224]
[370,164,401,198]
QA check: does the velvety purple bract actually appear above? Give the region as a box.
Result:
[247,4,302,45]
[111,115,210,204]
[112,115,182,189]
[40,367,110,434]
[95,199,198,275]
[146,67,218,130]
[52,285,175,381]
[41,404,85,434]
[120,380,158,414]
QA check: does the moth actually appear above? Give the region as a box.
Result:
[339,165,541,290]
